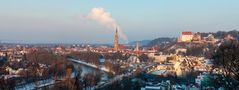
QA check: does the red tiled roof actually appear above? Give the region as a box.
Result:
[182,31,193,35]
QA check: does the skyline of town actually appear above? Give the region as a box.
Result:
[1,29,238,90]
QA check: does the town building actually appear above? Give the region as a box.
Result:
[178,31,193,42]
[192,33,202,41]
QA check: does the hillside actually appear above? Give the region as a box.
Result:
[128,40,151,46]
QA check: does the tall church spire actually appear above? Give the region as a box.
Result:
[114,28,119,51]
[135,42,140,56]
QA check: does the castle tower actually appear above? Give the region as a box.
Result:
[114,28,119,51]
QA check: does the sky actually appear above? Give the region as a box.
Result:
[0,0,239,44]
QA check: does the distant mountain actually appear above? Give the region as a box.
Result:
[128,40,151,46]
[128,37,176,47]
[146,37,176,47]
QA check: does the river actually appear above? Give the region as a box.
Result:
[15,60,109,90]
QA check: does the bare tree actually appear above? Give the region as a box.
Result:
[211,40,239,88]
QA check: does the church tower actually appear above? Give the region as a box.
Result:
[134,42,140,56]
[135,42,140,52]
[114,28,119,51]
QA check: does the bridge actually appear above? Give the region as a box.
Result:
[68,58,114,74]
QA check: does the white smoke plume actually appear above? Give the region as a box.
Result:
[87,7,129,43]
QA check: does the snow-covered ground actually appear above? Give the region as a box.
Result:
[15,71,77,90]
[15,79,54,90]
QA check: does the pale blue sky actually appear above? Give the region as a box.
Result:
[0,0,239,44]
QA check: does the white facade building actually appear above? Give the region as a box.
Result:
[179,31,193,42]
